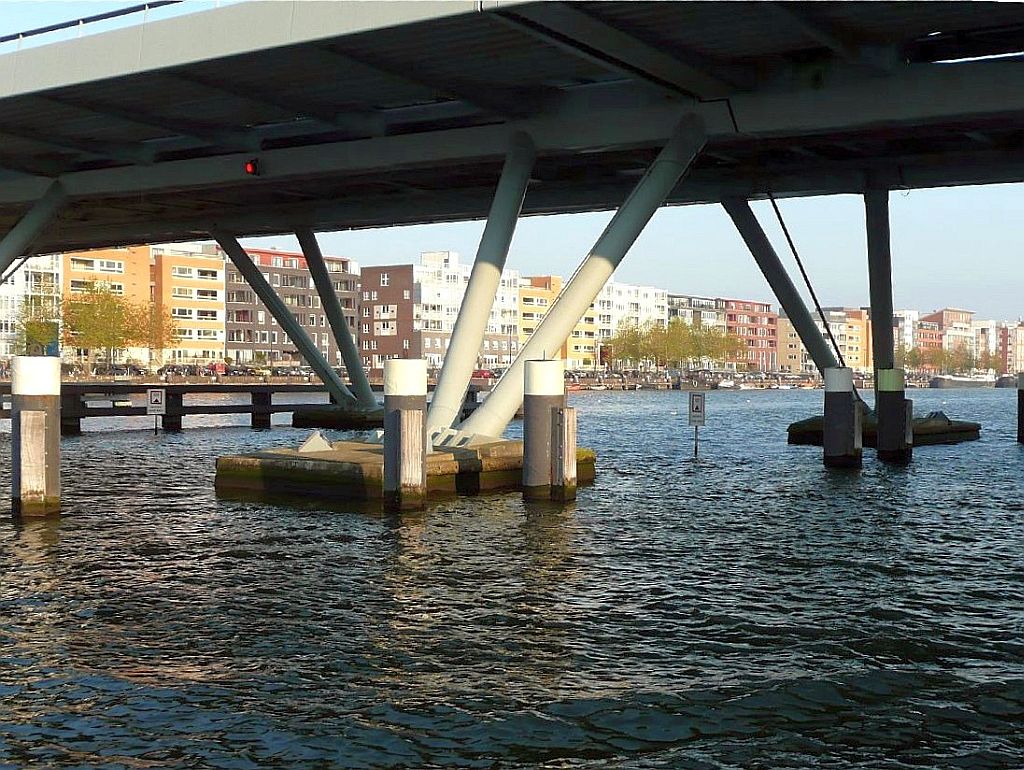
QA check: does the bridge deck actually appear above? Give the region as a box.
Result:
[1,1,1024,251]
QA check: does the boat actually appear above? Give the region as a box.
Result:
[928,374,996,388]
[588,384,607,391]
[716,379,736,389]
[995,374,1018,388]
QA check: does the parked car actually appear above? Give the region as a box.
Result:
[472,369,494,379]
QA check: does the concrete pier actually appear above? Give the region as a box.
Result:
[823,367,862,469]
[382,359,428,511]
[877,368,912,464]
[10,356,61,518]
[1018,373,1024,445]
[522,360,566,500]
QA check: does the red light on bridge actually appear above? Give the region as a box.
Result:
[244,158,260,176]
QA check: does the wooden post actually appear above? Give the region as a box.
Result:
[11,356,61,518]
[522,359,566,500]
[550,405,577,502]
[382,359,427,511]
[251,390,272,429]
[1018,373,1024,445]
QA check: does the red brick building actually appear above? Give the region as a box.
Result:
[723,298,777,371]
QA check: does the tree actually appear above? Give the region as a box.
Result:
[17,294,60,355]
[606,322,645,367]
[126,301,177,368]
[62,284,133,371]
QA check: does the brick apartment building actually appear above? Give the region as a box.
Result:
[224,247,359,365]
[723,298,777,371]
[357,264,420,374]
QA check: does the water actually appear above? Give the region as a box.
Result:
[2,389,1022,769]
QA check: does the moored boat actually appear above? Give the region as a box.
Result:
[928,374,996,388]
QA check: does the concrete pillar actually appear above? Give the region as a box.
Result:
[522,359,566,500]
[427,132,535,436]
[823,367,862,469]
[722,198,840,375]
[252,391,272,429]
[551,405,578,502]
[877,368,912,464]
[1017,373,1024,444]
[458,114,706,439]
[865,189,896,373]
[296,228,378,410]
[10,356,61,518]
[383,359,427,511]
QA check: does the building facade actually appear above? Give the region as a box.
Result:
[151,242,225,366]
[667,294,727,331]
[0,254,62,358]
[776,315,811,374]
[723,298,777,371]
[921,307,975,354]
[224,247,360,366]
[358,263,419,374]
[594,280,668,343]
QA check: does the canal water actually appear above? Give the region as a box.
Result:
[1,389,1022,769]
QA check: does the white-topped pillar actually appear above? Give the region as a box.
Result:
[522,359,566,499]
[383,359,428,510]
[823,367,861,469]
[11,356,61,517]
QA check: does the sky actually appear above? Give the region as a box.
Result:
[2,2,1023,320]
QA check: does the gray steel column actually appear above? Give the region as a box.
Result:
[212,230,357,407]
[428,132,536,435]
[522,359,566,499]
[457,114,706,440]
[865,189,895,371]
[296,228,377,410]
[722,198,839,374]
[0,181,67,275]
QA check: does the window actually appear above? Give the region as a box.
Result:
[196,309,218,320]
[362,307,370,317]
[361,324,369,335]
[196,329,218,339]
[197,269,218,280]
[257,311,266,324]
[171,308,193,318]
[402,339,410,350]
[320,315,326,327]
[171,266,194,278]
[371,291,378,301]
[172,287,194,298]
[308,315,316,326]
[272,257,283,268]
[69,279,93,293]
[403,289,410,300]
[196,289,219,301]
[70,257,94,271]
[271,331,278,344]
[380,273,389,287]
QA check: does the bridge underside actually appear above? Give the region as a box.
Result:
[1,1,1024,253]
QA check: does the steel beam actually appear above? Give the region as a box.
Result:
[0,181,66,276]
[865,188,896,372]
[211,230,358,408]
[427,131,535,436]
[457,114,706,440]
[295,228,376,410]
[721,197,839,375]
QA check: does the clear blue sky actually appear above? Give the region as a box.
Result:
[3,2,1023,320]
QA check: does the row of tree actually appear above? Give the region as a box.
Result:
[895,343,1001,374]
[19,284,176,368]
[605,319,748,370]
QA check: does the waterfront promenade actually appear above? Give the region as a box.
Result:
[2,389,1023,768]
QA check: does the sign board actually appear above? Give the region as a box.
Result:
[146,388,166,416]
[688,392,706,427]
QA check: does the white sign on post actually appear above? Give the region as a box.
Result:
[688,392,706,427]
[146,388,167,416]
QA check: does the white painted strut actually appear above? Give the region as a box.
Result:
[427,131,535,436]
[456,114,706,440]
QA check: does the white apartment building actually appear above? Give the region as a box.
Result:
[893,309,919,351]
[0,254,62,358]
[414,251,520,369]
[593,280,668,341]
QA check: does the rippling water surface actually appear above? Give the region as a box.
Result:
[2,389,1023,769]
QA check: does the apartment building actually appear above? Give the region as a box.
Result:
[723,298,777,371]
[776,316,811,374]
[593,280,668,343]
[0,254,61,358]
[151,242,225,366]
[921,307,975,354]
[224,247,360,365]
[667,294,727,331]
[997,323,1024,374]
[357,264,419,374]
[519,275,598,369]
[816,307,873,373]
[359,251,519,375]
